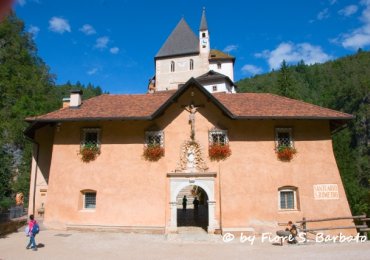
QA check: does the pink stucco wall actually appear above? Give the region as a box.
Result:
[30,86,355,234]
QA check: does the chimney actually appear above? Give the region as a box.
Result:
[70,90,83,108]
[62,98,70,108]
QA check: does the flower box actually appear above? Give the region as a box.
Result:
[209,144,231,161]
[79,143,100,163]
[143,145,164,161]
[276,145,297,161]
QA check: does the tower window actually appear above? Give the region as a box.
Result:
[217,63,222,69]
[202,32,206,37]
[190,59,194,70]
[170,61,175,72]
[212,85,217,92]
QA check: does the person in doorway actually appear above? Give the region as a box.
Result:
[193,197,199,210]
[26,214,38,251]
[182,195,187,211]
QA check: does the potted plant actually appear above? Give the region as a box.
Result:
[143,144,164,161]
[79,142,100,163]
[208,143,231,161]
[276,145,297,161]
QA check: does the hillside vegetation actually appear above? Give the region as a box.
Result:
[0,14,102,210]
[237,52,370,215]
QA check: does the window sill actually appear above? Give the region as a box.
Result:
[79,209,96,213]
[278,209,300,212]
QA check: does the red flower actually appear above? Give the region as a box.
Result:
[80,144,100,163]
[143,145,165,161]
[209,144,231,161]
[276,145,297,161]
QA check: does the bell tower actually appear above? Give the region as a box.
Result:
[199,7,210,54]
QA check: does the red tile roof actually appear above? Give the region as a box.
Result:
[26,90,352,122]
[213,93,353,119]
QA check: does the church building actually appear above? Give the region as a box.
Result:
[25,10,356,235]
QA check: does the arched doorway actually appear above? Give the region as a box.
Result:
[167,175,218,233]
[176,185,208,231]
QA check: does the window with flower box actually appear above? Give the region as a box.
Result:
[275,128,296,161]
[143,131,164,161]
[208,128,231,161]
[79,128,101,162]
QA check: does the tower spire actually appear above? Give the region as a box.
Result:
[199,7,208,31]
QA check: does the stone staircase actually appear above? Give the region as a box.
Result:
[176,186,196,209]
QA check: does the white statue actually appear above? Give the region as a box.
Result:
[186,146,196,170]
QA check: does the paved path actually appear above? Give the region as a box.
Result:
[1,228,370,259]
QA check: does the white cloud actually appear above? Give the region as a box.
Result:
[28,25,40,38]
[94,36,109,49]
[241,64,263,75]
[317,8,330,20]
[17,0,26,6]
[329,0,337,5]
[256,42,332,70]
[48,17,71,34]
[337,1,370,49]
[79,24,96,35]
[109,47,119,54]
[338,5,358,16]
[87,68,98,75]
[223,45,238,53]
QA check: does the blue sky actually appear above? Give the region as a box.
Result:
[14,0,370,94]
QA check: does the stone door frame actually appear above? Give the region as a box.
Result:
[167,173,219,233]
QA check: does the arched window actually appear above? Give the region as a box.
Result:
[278,186,299,210]
[170,61,175,72]
[190,59,194,70]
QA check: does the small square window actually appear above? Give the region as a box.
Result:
[212,85,217,92]
[278,187,298,210]
[84,192,96,209]
[145,131,164,147]
[275,128,293,149]
[217,63,222,69]
[209,129,228,145]
[81,128,101,149]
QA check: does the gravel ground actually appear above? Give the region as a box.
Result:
[1,228,370,260]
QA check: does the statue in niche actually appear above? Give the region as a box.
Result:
[186,146,196,170]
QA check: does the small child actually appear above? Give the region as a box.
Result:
[26,214,38,251]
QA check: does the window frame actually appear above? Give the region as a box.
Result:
[275,127,293,149]
[209,128,228,146]
[217,63,222,69]
[189,59,194,70]
[81,128,101,149]
[170,61,175,72]
[278,186,299,211]
[145,130,164,147]
[212,85,218,92]
[80,190,97,211]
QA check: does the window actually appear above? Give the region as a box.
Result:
[81,128,101,148]
[217,63,222,69]
[212,85,217,92]
[278,187,298,210]
[80,190,97,210]
[275,128,293,149]
[209,128,228,145]
[189,59,194,70]
[202,32,206,37]
[145,131,164,147]
[170,61,175,72]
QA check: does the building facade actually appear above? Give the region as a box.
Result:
[25,10,356,235]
